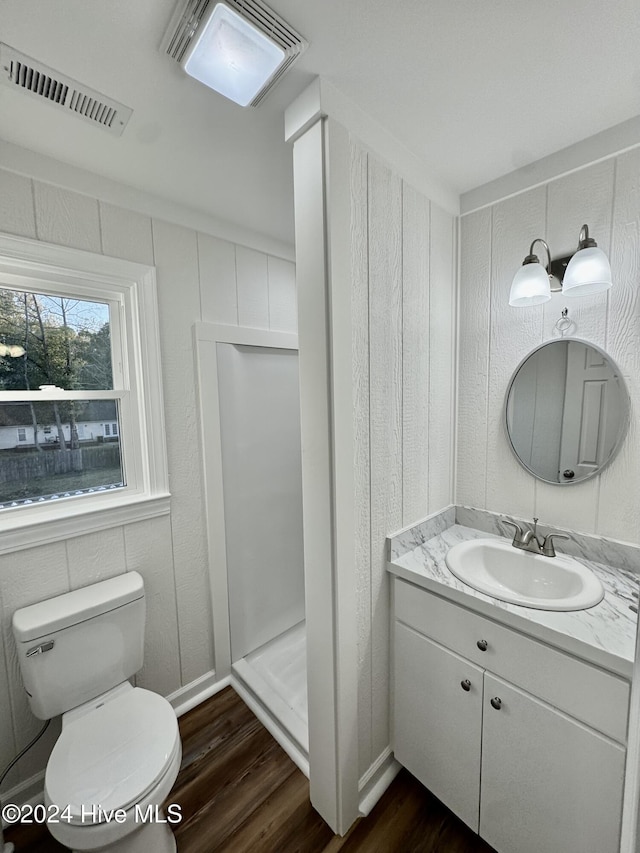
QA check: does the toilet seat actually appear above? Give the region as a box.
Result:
[46,687,180,825]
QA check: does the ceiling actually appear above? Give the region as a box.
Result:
[0,0,638,248]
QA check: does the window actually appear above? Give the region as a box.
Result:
[0,234,169,551]
[0,288,124,503]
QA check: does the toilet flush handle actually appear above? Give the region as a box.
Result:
[26,640,54,657]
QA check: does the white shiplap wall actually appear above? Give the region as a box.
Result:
[457,148,640,545]
[351,144,456,777]
[0,165,296,796]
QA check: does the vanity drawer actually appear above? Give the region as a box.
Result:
[394,578,630,743]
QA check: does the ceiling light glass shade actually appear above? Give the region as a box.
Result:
[561,246,612,297]
[181,2,285,107]
[509,263,552,306]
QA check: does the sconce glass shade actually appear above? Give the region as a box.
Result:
[509,263,552,306]
[181,2,285,107]
[562,246,612,297]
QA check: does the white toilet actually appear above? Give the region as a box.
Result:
[12,572,182,853]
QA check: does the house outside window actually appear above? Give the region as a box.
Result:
[0,235,169,551]
[102,422,118,438]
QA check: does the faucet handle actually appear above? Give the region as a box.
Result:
[541,533,570,558]
[500,518,523,543]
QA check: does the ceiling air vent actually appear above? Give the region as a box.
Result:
[163,0,307,106]
[0,44,133,136]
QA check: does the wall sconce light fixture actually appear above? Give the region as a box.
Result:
[509,224,612,307]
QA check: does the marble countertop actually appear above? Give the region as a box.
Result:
[388,523,638,679]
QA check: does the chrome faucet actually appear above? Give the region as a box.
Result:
[501,517,569,558]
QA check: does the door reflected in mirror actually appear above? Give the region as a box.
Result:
[505,339,629,484]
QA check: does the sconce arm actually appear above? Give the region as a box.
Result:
[524,238,552,273]
[577,224,597,250]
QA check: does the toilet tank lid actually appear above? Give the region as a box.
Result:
[13,572,144,643]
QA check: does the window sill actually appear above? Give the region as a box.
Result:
[0,491,171,555]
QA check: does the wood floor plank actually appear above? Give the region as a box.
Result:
[217,767,312,852]
[171,714,271,807]
[266,802,336,853]
[173,735,298,850]
[220,770,334,853]
[179,687,256,769]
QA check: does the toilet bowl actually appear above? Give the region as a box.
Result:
[45,683,181,853]
[12,572,183,853]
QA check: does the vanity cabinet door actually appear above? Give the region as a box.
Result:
[393,622,483,831]
[480,674,625,853]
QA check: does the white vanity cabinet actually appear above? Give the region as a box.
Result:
[394,621,483,829]
[392,577,630,853]
[481,673,625,853]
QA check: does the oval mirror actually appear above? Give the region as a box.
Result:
[505,338,629,484]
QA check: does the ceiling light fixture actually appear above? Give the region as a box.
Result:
[509,224,613,307]
[176,0,306,107]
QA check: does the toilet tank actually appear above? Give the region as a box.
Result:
[12,572,145,720]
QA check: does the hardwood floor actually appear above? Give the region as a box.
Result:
[4,686,495,852]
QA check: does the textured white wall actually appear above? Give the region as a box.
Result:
[457,148,640,545]
[0,164,296,797]
[350,143,456,777]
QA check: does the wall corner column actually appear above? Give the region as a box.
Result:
[290,106,360,834]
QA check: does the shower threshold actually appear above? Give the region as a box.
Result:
[231,620,308,776]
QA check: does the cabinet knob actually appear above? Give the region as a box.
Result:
[460,679,471,692]
[490,697,502,710]
[477,639,488,652]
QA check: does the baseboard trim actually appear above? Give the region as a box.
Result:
[358,747,401,816]
[231,666,309,778]
[167,670,231,717]
[1,772,45,829]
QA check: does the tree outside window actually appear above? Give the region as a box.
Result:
[0,287,124,505]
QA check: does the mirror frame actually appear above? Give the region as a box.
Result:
[503,336,630,486]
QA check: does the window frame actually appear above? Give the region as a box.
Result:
[0,233,170,554]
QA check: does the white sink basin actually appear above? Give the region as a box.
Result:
[445,538,604,611]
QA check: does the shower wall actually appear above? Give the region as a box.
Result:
[217,343,304,661]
